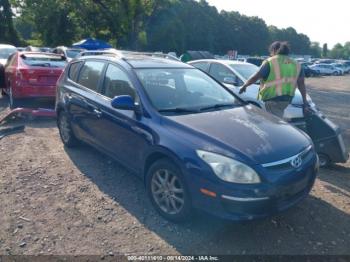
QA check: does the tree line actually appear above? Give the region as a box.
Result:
[0,0,349,59]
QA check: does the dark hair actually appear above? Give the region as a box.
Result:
[269,41,290,55]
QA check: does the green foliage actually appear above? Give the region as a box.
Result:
[310,42,322,58]
[6,0,340,58]
[268,26,311,55]
[328,42,350,59]
[0,0,22,45]
[322,43,328,58]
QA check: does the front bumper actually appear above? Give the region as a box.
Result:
[187,159,318,221]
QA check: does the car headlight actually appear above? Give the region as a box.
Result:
[196,150,261,184]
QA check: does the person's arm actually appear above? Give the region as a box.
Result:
[296,69,312,115]
[297,76,308,105]
[239,72,261,94]
[239,62,268,94]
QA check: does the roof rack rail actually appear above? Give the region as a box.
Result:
[78,49,122,58]
[121,51,180,61]
[78,49,180,61]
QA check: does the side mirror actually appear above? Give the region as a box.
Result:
[111,95,135,110]
[223,76,239,86]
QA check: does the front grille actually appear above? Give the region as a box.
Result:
[262,145,313,172]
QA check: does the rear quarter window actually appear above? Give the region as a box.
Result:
[68,62,82,82]
[77,60,105,92]
[191,62,210,72]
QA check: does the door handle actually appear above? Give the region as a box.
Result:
[93,109,102,118]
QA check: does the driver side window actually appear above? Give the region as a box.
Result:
[102,64,136,100]
[209,63,243,86]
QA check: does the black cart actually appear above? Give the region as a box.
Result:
[304,110,349,167]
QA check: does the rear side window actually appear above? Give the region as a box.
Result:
[68,62,82,81]
[209,63,235,82]
[192,62,210,72]
[20,54,66,68]
[102,64,135,99]
[77,61,105,92]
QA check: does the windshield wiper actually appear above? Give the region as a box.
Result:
[199,103,237,112]
[158,107,200,114]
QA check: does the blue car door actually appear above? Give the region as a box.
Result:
[93,63,153,174]
[67,60,106,146]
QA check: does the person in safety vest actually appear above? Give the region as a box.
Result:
[239,41,310,118]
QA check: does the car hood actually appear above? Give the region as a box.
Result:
[164,105,311,164]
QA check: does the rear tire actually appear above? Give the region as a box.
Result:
[9,86,17,109]
[57,111,79,147]
[318,153,331,168]
[333,71,339,76]
[146,159,193,223]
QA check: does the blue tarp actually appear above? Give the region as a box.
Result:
[72,38,112,50]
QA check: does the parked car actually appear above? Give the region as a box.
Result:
[16,47,25,52]
[0,44,17,66]
[56,53,318,222]
[301,63,320,77]
[25,46,41,52]
[331,63,347,74]
[189,60,317,122]
[39,47,53,53]
[52,46,85,62]
[342,61,350,73]
[238,57,264,67]
[315,59,335,64]
[310,63,342,76]
[3,52,67,108]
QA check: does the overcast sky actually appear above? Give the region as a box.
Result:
[206,0,349,48]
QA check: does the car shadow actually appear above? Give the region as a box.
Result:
[64,145,350,255]
[318,165,350,194]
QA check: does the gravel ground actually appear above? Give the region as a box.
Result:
[0,76,349,256]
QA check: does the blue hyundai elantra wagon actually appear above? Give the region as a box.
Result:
[56,51,319,222]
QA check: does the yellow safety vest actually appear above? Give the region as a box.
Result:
[259,55,301,101]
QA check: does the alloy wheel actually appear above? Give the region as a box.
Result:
[151,169,185,215]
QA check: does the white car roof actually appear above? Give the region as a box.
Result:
[0,44,16,49]
[189,59,254,66]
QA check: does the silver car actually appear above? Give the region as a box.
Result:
[0,44,17,66]
[189,59,316,122]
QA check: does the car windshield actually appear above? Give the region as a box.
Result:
[229,63,259,80]
[0,48,17,59]
[21,54,67,67]
[136,68,241,114]
[66,49,82,58]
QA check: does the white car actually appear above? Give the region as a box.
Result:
[331,63,347,74]
[310,63,342,76]
[189,59,316,122]
[0,44,17,66]
[52,46,84,62]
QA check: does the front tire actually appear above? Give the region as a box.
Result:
[146,159,192,223]
[57,111,79,147]
[318,153,331,168]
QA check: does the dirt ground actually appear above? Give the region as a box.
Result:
[0,75,349,256]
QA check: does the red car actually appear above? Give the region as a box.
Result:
[3,52,67,108]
